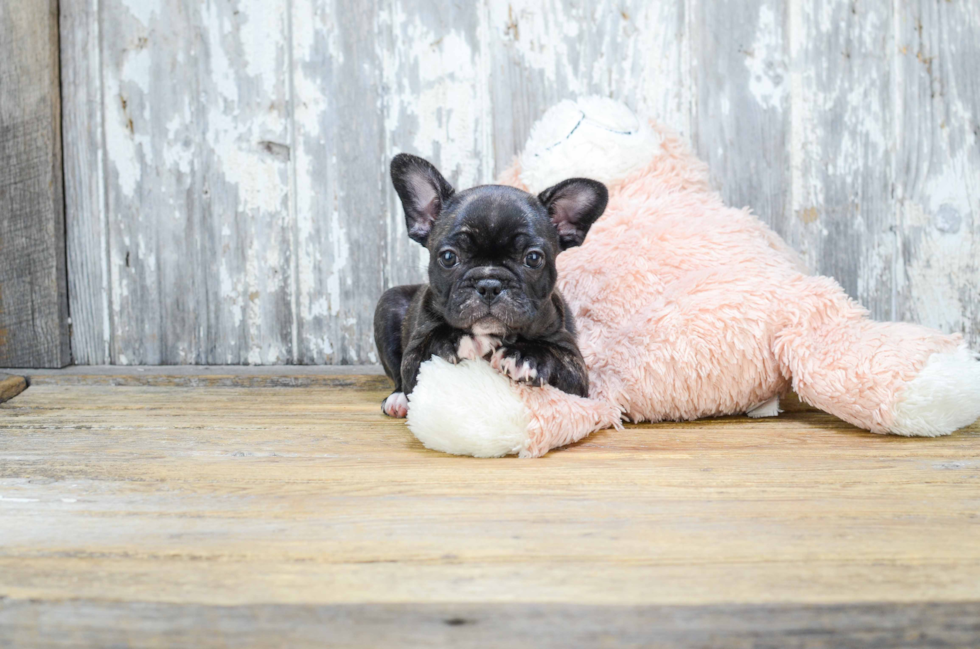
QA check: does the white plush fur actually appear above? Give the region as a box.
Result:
[407,357,530,457]
[519,96,663,194]
[890,346,980,437]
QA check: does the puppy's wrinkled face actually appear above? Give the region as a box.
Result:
[428,187,558,333]
[390,154,608,336]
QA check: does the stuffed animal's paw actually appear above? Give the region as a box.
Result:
[457,334,501,361]
[382,392,408,418]
[490,347,546,386]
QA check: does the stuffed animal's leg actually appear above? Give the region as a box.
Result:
[516,384,623,457]
[774,276,980,435]
[406,356,622,458]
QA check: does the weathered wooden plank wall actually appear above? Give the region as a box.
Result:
[0,0,71,368]
[894,0,980,347]
[60,0,980,365]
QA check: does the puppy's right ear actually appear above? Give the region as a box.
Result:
[390,153,455,246]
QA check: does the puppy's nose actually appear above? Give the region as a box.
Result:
[475,278,503,303]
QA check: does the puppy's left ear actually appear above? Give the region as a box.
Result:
[538,178,608,250]
[390,153,456,246]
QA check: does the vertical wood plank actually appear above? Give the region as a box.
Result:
[787,0,896,317]
[61,0,111,365]
[380,0,495,291]
[692,0,790,233]
[894,0,980,347]
[487,0,688,176]
[290,0,387,364]
[0,0,70,368]
[98,0,294,364]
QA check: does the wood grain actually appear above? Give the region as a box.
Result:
[60,0,110,365]
[23,369,389,389]
[0,0,70,368]
[380,0,494,291]
[1,382,978,615]
[58,0,980,364]
[487,0,688,174]
[692,0,790,234]
[72,0,296,364]
[894,0,980,346]
[3,600,979,648]
[291,0,389,365]
[0,373,28,403]
[788,0,897,319]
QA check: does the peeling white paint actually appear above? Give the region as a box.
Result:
[380,4,486,189]
[902,200,974,333]
[103,83,148,198]
[325,207,348,316]
[205,2,239,105]
[67,0,980,364]
[746,6,787,110]
[238,1,286,91]
[488,0,583,93]
[901,146,979,335]
[121,47,151,95]
[119,0,161,26]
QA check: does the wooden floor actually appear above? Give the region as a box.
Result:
[1,370,978,647]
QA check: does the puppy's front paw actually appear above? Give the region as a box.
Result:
[382,392,408,418]
[490,348,543,386]
[429,338,461,365]
[457,334,501,361]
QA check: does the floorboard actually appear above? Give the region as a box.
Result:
[1,375,977,646]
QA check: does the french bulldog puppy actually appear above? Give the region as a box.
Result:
[374,153,608,418]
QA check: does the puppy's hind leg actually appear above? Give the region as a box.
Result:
[374,285,421,418]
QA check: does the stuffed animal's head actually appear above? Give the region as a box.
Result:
[390,153,608,336]
[519,97,663,194]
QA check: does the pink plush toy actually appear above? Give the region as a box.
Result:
[406,97,980,458]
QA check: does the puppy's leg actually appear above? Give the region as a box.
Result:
[491,335,589,397]
[400,324,464,396]
[374,285,421,417]
[381,391,409,418]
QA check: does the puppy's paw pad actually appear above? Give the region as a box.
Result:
[382,392,408,418]
[457,334,500,360]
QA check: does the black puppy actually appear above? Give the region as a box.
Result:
[374,153,608,418]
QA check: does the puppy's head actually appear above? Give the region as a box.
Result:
[390,153,608,335]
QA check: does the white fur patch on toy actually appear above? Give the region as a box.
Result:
[890,346,980,437]
[382,392,408,418]
[407,357,530,457]
[519,96,663,194]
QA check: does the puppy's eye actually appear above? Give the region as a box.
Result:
[524,250,544,269]
[438,250,458,268]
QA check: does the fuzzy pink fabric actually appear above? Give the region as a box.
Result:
[515,384,623,458]
[503,123,962,457]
